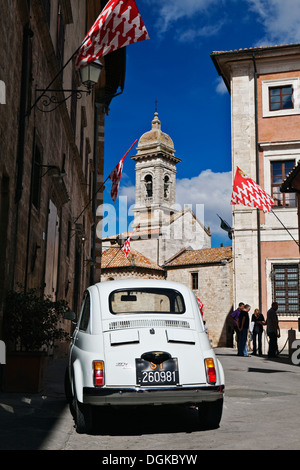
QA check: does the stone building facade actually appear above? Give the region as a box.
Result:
[0,0,125,342]
[211,44,300,349]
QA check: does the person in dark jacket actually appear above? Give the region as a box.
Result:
[238,304,251,357]
[230,302,245,351]
[251,308,266,356]
[267,302,280,358]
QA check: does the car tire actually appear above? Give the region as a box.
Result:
[64,367,73,404]
[197,398,223,429]
[73,393,94,434]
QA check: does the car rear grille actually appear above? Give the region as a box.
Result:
[108,319,191,330]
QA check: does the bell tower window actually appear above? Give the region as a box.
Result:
[164,175,170,199]
[145,174,153,199]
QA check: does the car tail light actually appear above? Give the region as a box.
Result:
[205,358,216,384]
[93,360,104,387]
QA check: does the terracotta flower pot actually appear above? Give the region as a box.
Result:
[3,351,47,393]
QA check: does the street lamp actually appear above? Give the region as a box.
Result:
[32,60,103,113]
[79,60,103,91]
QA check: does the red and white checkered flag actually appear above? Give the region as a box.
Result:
[122,236,131,257]
[197,297,204,316]
[108,139,137,203]
[122,223,140,258]
[108,155,125,203]
[75,0,149,69]
[231,167,274,213]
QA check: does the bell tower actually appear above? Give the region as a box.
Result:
[131,112,181,230]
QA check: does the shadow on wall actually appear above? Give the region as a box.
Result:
[217,305,234,348]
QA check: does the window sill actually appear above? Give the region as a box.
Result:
[271,206,297,211]
[263,109,300,118]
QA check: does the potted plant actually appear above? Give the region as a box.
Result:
[2,287,70,392]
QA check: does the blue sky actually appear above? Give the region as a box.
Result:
[102,0,300,247]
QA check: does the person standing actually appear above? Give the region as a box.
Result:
[267,302,280,358]
[231,302,245,351]
[238,304,251,357]
[251,308,265,356]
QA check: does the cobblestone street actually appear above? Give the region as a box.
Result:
[1,348,299,451]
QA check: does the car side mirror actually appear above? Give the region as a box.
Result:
[63,310,76,322]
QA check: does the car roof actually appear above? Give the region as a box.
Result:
[90,279,192,298]
[86,279,202,332]
[95,278,187,288]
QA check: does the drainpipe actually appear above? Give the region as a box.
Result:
[91,103,100,285]
[15,22,31,204]
[252,53,262,312]
[24,125,36,292]
[13,3,32,289]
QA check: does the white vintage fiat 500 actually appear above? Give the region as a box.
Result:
[64,279,225,433]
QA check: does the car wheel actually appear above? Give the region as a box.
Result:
[197,398,223,429]
[64,367,73,404]
[73,392,94,434]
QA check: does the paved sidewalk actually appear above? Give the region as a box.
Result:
[0,356,73,450]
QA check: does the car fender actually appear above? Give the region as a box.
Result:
[216,358,225,385]
[73,358,84,403]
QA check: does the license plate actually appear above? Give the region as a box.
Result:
[136,358,179,386]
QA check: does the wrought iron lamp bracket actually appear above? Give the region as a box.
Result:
[35,87,91,113]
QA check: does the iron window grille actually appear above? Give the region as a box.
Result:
[191,272,198,290]
[272,264,300,316]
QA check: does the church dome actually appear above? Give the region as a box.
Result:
[137,112,175,153]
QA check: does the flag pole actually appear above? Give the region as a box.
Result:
[73,139,137,225]
[103,246,122,269]
[104,222,141,268]
[271,209,299,246]
[125,222,141,240]
[73,176,109,226]
[27,35,91,116]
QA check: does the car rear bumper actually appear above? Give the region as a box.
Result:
[82,385,224,406]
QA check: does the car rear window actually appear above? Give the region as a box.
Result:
[109,288,186,315]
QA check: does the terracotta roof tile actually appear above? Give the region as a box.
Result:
[211,43,300,56]
[165,246,232,267]
[102,227,161,242]
[101,247,164,271]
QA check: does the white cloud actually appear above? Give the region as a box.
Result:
[247,0,300,45]
[176,170,233,237]
[119,185,135,205]
[151,0,220,33]
[148,0,300,46]
[215,77,228,95]
[178,20,226,43]
[147,0,222,40]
